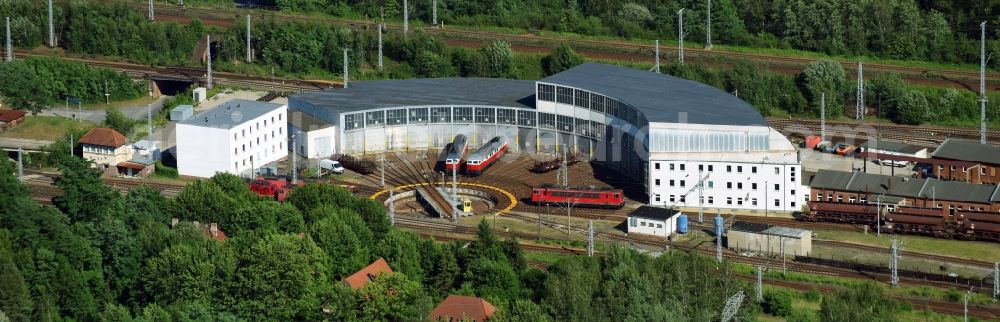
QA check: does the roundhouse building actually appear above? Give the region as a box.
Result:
[290,63,801,211]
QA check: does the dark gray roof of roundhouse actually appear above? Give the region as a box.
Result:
[540,63,767,126]
[291,78,536,114]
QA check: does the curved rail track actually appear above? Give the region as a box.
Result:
[766,118,999,146]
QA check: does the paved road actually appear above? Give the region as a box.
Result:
[40,96,170,123]
[0,137,54,151]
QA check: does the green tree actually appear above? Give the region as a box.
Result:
[227,234,328,320]
[542,45,584,76]
[0,231,33,322]
[138,242,232,306]
[895,90,930,125]
[413,50,452,78]
[493,299,550,322]
[54,157,120,223]
[462,257,526,303]
[819,283,900,322]
[355,273,432,321]
[799,60,849,118]
[763,290,794,317]
[95,218,142,302]
[309,215,370,278]
[479,40,515,78]
[104,108,135,136]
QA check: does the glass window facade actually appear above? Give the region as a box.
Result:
[518,110,536,127]
[574,89,590,108]
[538,84,555,102]
[344,113,363,130]
[365,111,384,127]
[453,107,473,123]
[475,107,495,123]
[408,107,428,123]
[557,115,574,132]
[538,112,556,129]
[498,108,516,125]
[556,86,573,104]
[386,109,407,126]
[430,107,451,123]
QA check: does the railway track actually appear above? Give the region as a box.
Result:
[108,1,1000,92]
[10,50,335,92]
[766,118,999,146]
[814,239,997,269]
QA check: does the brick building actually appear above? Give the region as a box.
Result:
[809,169,1000,213]
[931,139,1000,184]
[0,109,26,131]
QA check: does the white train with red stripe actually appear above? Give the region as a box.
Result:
[442,134,469,172]
[465,136,509,175]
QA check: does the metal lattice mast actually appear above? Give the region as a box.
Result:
[451,165,457,200]
[587,220,594,257]
[246,15,251,63]
[206,35,213,89]
[981,22,988,145]
[69,134,73,157]
[755,266,764,302]
[890,236,899,287]
[821,92,826,140]
[342,47,349,88]
[654,39,660,73]
[291,134,297,182]
[705,0,712,50]
[148,0,154,21]
[5,17,11,62]
[379,155,385,187]
[432,0,437,25]
[17,147,23,182]
[856,62,864,120]
[377,17,383,71]
[147,104,153,141]
[677,9,685,64]
[48,0,55,47]
[561,147,568,187]
[403,0,408,35]
[720,291,745,322]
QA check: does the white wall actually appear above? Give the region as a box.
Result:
[627,214,680,238]
[289,124,336,159]
[177,105,288,178]
[647,160,803,212]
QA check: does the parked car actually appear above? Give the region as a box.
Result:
[319,160,344,174]
[834,144,855,156]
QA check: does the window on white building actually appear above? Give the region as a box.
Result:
[774,199,780,207]
[670,180,675,187]
[699,164,704,171]
[242,144,246,152]
[791,202,796,208]
[707,181,714,188]
[655,163,660,170]
[737,166,742,173]
[752,166,757,173]
[680,196,686,203]
[774,184,780,191]
[727,165,732,172]
[708,196,714,204]
[726,197,733,205]
[654,194,661,202]
[680,180,686,187]
[751,183,757,190]
[234,148,238,156]
[655,179,661,186]
[656,224,663,228]
[669,195,676,202]
[737,182,743,190]
[708,165,714,171]
[790,189,795,195]
[669,164,675,170]
[737,198,743,206]
[752,198,758,206]
[680,164,685,171]
[234,162,238,169]
[726,182,732,189]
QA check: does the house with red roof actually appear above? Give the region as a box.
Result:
[429,295,496,322]
[342,258,393,290]
[0,109,26,131]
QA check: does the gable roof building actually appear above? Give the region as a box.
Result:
[933,139,1000,165]
[342,258,394,290]
[429,295,497,322]
[79,128,129,148]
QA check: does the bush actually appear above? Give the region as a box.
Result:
[153,161,178,179]
[763,290,794,317]
[804,287,822,302]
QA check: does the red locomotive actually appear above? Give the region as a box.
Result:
[805,201,1000,242]
[530,185,624,208]
[248,178,303,202]
[464,136,508,176]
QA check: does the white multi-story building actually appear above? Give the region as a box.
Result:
[289,63,802,212]
[176,99,288,178]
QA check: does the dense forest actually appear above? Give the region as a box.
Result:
[0,139,913,321]
[0,57,145,113]
[180,0,1000,67]
[0,1,997,127]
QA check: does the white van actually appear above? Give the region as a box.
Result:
[319,160,344,174]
